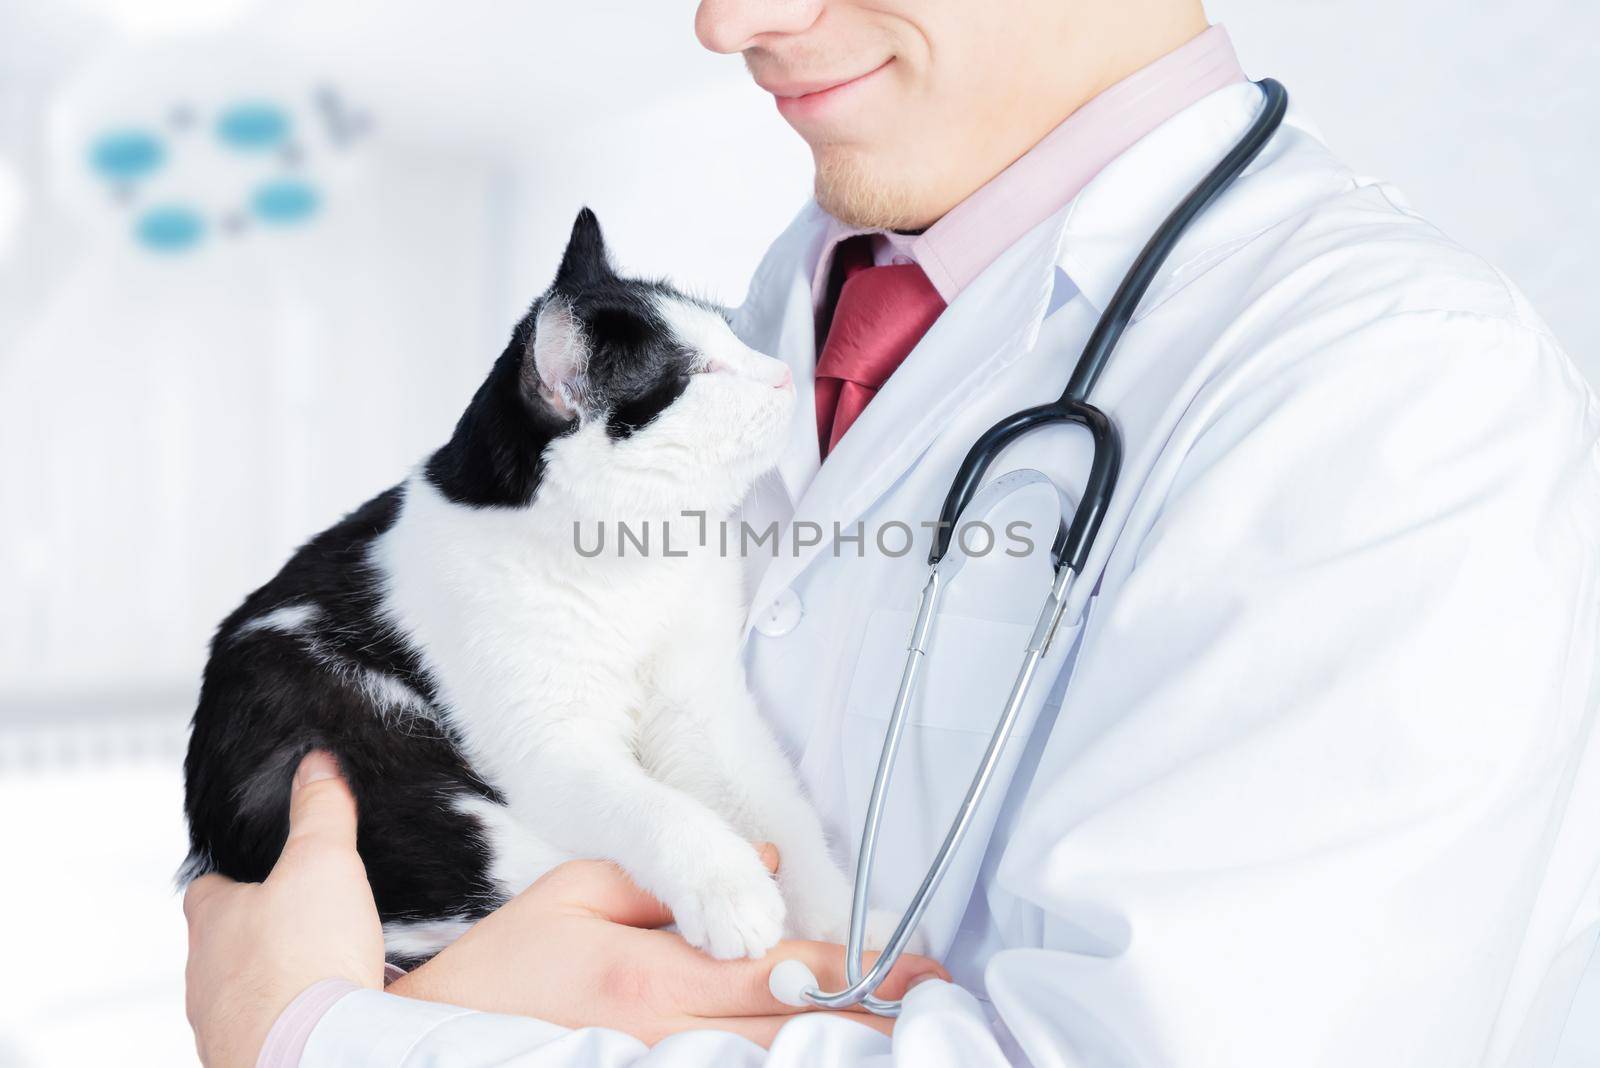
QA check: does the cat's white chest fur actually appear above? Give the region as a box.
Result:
[372,463,885,960]
[376,474,720,764]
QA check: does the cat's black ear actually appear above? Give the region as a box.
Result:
[553,207,612,292]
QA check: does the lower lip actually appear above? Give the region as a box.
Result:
[774,60,892,123]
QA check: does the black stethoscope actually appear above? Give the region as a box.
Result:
[769,79,1291,1017]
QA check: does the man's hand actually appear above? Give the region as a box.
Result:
[182,751,386,1068]
[183,750,949,1063]
[389,847,948,1047]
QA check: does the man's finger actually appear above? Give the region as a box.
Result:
[181,873,236,923]
[689,939,950,1018]
[278,750,359,862]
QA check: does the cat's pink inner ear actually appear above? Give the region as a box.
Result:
[533,301,586,419]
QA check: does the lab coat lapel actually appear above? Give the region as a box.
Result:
[742,214,1066,637]
[731,205,827,509]
[771,280,823,506]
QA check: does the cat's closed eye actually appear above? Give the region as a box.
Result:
[700,352,737,376]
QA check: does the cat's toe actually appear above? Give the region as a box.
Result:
[696,880,787,960]
[671,857,787,960]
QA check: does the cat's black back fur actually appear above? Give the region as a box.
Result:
[182,487,508,936]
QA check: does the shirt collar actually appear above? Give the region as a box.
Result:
[810,24,1247,310]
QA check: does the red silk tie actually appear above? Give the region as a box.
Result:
[814,236,947,457]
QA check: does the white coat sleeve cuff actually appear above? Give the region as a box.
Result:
[300,990,736,1067]
[298,988,497,1066]
[257,979,362,1067]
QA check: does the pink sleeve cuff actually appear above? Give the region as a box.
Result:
[256,979,359,1068]
[256,966,407,1068]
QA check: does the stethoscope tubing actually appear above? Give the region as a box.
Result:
[792,78,1291,1017]
[930,78,1287,569]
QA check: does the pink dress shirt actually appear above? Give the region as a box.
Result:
[810,24,1246,309]
[255,24,1247,1068]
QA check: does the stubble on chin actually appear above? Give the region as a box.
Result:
[812,146,930,231]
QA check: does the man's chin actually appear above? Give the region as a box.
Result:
[812,150,931,231]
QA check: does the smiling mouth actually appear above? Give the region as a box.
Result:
[768,59,893,117]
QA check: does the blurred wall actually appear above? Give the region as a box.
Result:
[0,0,1593,707]
[0,2,811,713]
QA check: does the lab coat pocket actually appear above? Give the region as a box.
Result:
[841,607,1070,958]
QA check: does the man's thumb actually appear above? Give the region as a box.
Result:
[282,750,359,857]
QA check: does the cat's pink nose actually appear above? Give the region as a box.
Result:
[774,366,793,390]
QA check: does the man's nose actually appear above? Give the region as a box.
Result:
[694,0,823,54]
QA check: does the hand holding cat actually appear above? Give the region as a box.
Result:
[182,751,386,1067]
[184,750,948,1063]
[387,845,950,1047]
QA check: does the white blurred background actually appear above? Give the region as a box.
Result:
[0,1,1594,1065]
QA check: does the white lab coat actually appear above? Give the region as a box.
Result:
[302,83,1600,1066]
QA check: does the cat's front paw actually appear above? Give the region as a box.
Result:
[667,847,787,960]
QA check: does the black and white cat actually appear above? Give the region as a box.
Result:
[183,209,884,964]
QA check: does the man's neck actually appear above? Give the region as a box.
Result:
[811,24,1247,306]
[957,14,1215,219]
